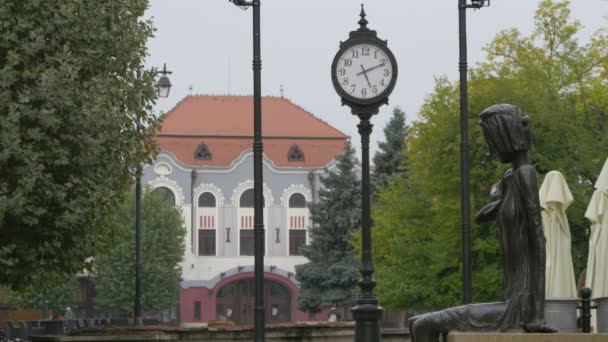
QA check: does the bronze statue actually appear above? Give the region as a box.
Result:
[409,104,556,342]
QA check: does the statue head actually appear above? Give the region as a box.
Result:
[479,104,531,163]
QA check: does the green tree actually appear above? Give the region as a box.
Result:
[295,143,361,313]
[372,107,408,192]
[2,276,80,316]
[373,0,608,310]
[0,1,159,287]
[93,188,185,315]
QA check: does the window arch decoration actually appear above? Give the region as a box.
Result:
[147,175,185,207]
[230,179,274,207]
[193,183,225,208]
[194,143,212,160]
[287,144,305,162]
[280,184,312,207]
[152,187,176,205]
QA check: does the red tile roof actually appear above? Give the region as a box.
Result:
[155,96,348,168]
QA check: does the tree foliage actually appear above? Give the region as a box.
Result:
[0,1,159,287]
[2,276,80,316]
[373,0,608,310]
[372,107,408,192]
[296,143,361,313]
[94,188,185,315]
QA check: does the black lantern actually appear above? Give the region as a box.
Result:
[469,0,490,9]
[156,63,173,98]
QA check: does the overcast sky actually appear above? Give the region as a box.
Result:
[145,0,607,156]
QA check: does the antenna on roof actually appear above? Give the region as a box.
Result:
[280,84,284,99]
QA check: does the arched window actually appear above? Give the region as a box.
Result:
[288,193,308,256]
[199,192,216,207]
[153,187,175,205]
[239,189,265,256]
[198,192,217,256]
[288,193,306,208]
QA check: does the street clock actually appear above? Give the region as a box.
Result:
[331,5,398,114]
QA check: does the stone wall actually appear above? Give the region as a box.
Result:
[30,323,410,342]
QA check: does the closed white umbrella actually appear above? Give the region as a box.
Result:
[539,170,577,298]
[586,158,608,298]
[596,158,608,192]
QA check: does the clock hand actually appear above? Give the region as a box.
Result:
[360,65,372,88]
[356,61,386,76]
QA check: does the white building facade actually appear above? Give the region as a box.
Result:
[141,95,348,325]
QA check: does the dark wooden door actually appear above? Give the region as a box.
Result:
[216,278,291,325]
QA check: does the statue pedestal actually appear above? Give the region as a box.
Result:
[448,332,608,342]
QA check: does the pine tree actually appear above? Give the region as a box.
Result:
[295,142,361,313]
[372,107,408,192]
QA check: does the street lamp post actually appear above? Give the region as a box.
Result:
[228,1,265,341]
[458,0,490,305]
[134,65,172,326]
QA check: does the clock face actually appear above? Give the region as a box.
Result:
[334,42,395,101]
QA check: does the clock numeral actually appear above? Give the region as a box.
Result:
[351,84,356,93]
[361,88,367,97]
[384,69,391,76]
[342,78,349,86]
[338,68,346,76]
[380,79,386,87]
[381,58,387,65]
[352,49,359,59]
[374,50,378,59]
[361,46,370,56]
[372,86,378,95]
[343,59,352,67]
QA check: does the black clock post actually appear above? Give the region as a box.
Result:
[331,6,398,342]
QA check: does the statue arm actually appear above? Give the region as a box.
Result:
[474,200,500,224]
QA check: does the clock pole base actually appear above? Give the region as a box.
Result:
[352,303,384,342]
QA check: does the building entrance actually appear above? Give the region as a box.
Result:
[216,278,291,325]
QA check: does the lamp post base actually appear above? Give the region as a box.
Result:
[352,303,383,342]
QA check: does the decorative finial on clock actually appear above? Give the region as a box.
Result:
[358,4,368,30]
